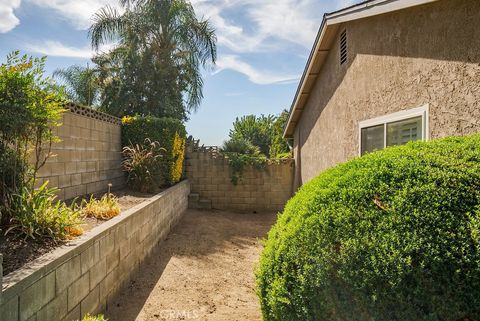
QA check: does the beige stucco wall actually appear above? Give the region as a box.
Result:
[294,0,480,186]
[35,106,125,200]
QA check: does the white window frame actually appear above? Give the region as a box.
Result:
[358,104,430,155]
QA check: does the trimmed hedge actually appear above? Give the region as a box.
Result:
[257,134,480,321]
[122,116,186,186]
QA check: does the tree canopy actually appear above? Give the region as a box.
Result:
[89,0,217,120]
[0,52,66,224]
[226,111,291,158]
[53,64,100,107]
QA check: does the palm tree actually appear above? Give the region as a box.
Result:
[89,0,216,119]
[53,64,100,107]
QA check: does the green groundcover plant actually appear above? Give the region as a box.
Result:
[257,134,480,321]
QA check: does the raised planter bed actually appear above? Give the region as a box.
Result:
[0,189,156,277]
[0,180,189,321]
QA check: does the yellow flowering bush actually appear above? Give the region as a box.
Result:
[121,115,134,125]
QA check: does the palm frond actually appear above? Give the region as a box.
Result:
[89,5,126,50]
[53,65,100,106]
[88,0,217,118]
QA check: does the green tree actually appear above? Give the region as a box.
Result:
[222,137,262,156]
[53,64,100,107]
[89,0,217,120]
[228,112,290,158]
[269,110,291,158]
[221,137,266,185]
[0,52,66,224]
[229,114,275,157]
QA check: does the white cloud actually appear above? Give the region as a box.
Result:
[192,0,357,53]
[0,0,21,33]
[23,0,356,41]
[21,0,358,86]
[193,0,358,85]
[27,0,121,30]
[25,40,113,58]
[216,55,299,85]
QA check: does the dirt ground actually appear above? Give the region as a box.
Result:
[105,209,277,321]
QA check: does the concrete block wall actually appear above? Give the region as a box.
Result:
[35,104,125,200]
[185,151,294,212]
[0,181,190,321]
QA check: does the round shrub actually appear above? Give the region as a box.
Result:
[257,134,480,321]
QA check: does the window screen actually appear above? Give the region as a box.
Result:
[386,116,422,147]
[360,114,425,155]
[361,124,384,155]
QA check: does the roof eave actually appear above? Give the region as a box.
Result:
[282,14,328,139]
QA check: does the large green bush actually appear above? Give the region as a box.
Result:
[0,52,82,241]
[0,143,26,225]
[122,116,186,186]
[257,134,480,321]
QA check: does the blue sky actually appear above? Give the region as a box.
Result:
[0,0,355,145]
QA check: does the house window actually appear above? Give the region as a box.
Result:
[359,105,429,155]
[340,30,347,65]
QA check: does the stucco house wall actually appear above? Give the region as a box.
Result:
[294,0,480,186]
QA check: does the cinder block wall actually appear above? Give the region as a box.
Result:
[35,104,125,200]
[0,181,190,321]
[185,150,294,212]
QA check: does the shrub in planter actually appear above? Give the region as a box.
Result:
[257,134,480,321]
[122,139,165,192]
[81,188,121,220]
[122,116,186,186]
[7,182,83,240]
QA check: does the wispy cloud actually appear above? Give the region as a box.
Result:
[192,0,356,53]
[25,40,113,58]
[192,0,358,84]
[216,55,299,85]
[28,0,121,30]
[0,0,21,33]
[14,0,359,86]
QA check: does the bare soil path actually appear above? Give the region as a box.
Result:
[105,209,277,321]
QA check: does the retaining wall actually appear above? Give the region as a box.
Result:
[35,103,125,200]
[185,149,294,212]
[0,180,190,321]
